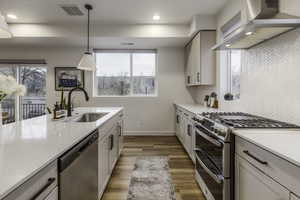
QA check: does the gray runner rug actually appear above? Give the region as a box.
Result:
[126,156,176,200]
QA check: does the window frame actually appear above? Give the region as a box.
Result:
[226,50,241,100]
[93,49,158,97]
[0,64,47,123]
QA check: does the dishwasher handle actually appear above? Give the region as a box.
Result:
[59,130,98,172]
[30,178,56,200]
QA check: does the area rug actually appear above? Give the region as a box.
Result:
[126,156,176,200]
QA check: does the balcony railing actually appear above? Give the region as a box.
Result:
[22,104,46,120]
[2,100,46,125]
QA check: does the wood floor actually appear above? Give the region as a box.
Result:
[101,136,205,200]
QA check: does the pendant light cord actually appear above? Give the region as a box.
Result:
[87,7,90,52]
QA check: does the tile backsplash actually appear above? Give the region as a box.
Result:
[221,27,300,125]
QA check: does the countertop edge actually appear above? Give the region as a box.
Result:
[233,131,300,169]
[174,102,218,114]
[0,107,123,200]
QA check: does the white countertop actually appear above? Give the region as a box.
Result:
[234,129,300,168]
[176,103,300,168]
[174,103,219,114]
[0,107,123,199]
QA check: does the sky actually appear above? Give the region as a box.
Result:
[96,53,156,77]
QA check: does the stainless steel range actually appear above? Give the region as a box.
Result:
[193,112,300,200]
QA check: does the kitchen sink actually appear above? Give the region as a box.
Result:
[73,112,108,122]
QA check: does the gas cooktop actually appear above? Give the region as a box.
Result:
[201,112,300,129]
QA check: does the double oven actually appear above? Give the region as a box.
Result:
[193,115,233,200]
[192,111,300,200]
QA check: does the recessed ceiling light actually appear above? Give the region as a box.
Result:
[245,31,253,36]
[226,44,231,47]
[153,14,160,20]
[7,14,17,19]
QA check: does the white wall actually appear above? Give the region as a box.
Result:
[224,28,300,125]
[0,46,194,135]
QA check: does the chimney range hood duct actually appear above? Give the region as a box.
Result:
[212,0,300,50]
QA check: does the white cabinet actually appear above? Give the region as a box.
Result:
[44,187,58,200]
[175,110,181,138]
[117,113,124,156]
[185,120,194,162]
[175,109,185,143]
[3,162,57,200]
[98,135,110,198]
[291,194,300,200]
[109,125,119,173]
[235,154,290,200]
[175,107,195,163]
[184,31,216,86]
[236,136,300,197]
[98,112,124,199]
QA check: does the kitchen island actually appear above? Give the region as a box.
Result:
[0,107,124,200]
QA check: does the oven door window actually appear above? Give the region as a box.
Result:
[195,129,223,175]
[195,148,222,177]
[196,156,223,200]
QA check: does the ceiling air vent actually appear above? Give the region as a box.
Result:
[60,4,84,16]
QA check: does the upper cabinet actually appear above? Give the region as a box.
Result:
[184,31,216,86]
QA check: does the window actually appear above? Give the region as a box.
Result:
[95,50,157,96]
[0,64,47,125]
[228,50,241,99]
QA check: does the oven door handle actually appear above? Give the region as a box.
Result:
[195,129,223,148]
[195,153,224,184]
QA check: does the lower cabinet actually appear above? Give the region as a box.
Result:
[117,116,124,156]
[235,154,290,200]
[98,113,124,199]
[98,134,110,198]
[291,194,300,200]
[3,162,58,200]
[184,120,194,161]
[175,107,195,163]
[109,125,119,173]
[44,187,58,200]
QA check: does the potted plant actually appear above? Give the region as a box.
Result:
[0,74,26,127]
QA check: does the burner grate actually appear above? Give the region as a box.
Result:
[202,112,300,129]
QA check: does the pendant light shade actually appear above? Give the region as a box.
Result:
[0,12,12,38]
[78,52,96,71]
[77,4,95,71]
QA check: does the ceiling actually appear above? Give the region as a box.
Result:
[0,0,227,24]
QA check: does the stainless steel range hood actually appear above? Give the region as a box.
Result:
[212,0,300,50]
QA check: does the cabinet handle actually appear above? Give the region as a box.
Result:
[187,124,191,136]
[118,125,122,136]
[187,76,191,84]
[197,72,200,82]
[243,150,268,165]
[110,135,114,150]
[30,178,56,200]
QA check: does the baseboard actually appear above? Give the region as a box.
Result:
[124,131,175,136]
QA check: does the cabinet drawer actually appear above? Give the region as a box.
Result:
[236,136,300,196]
[291,193,300,200]
[44,187,58,200]
[235,154,289,200]
[181,109,196,121]
[4,161,57,200]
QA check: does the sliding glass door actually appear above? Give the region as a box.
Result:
[0,64,47,125]
[0,66,17,124]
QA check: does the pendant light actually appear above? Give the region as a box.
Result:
[0,12,12,38]
[77,4,96,71]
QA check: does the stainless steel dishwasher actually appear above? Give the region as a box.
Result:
[59,130,98,200]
